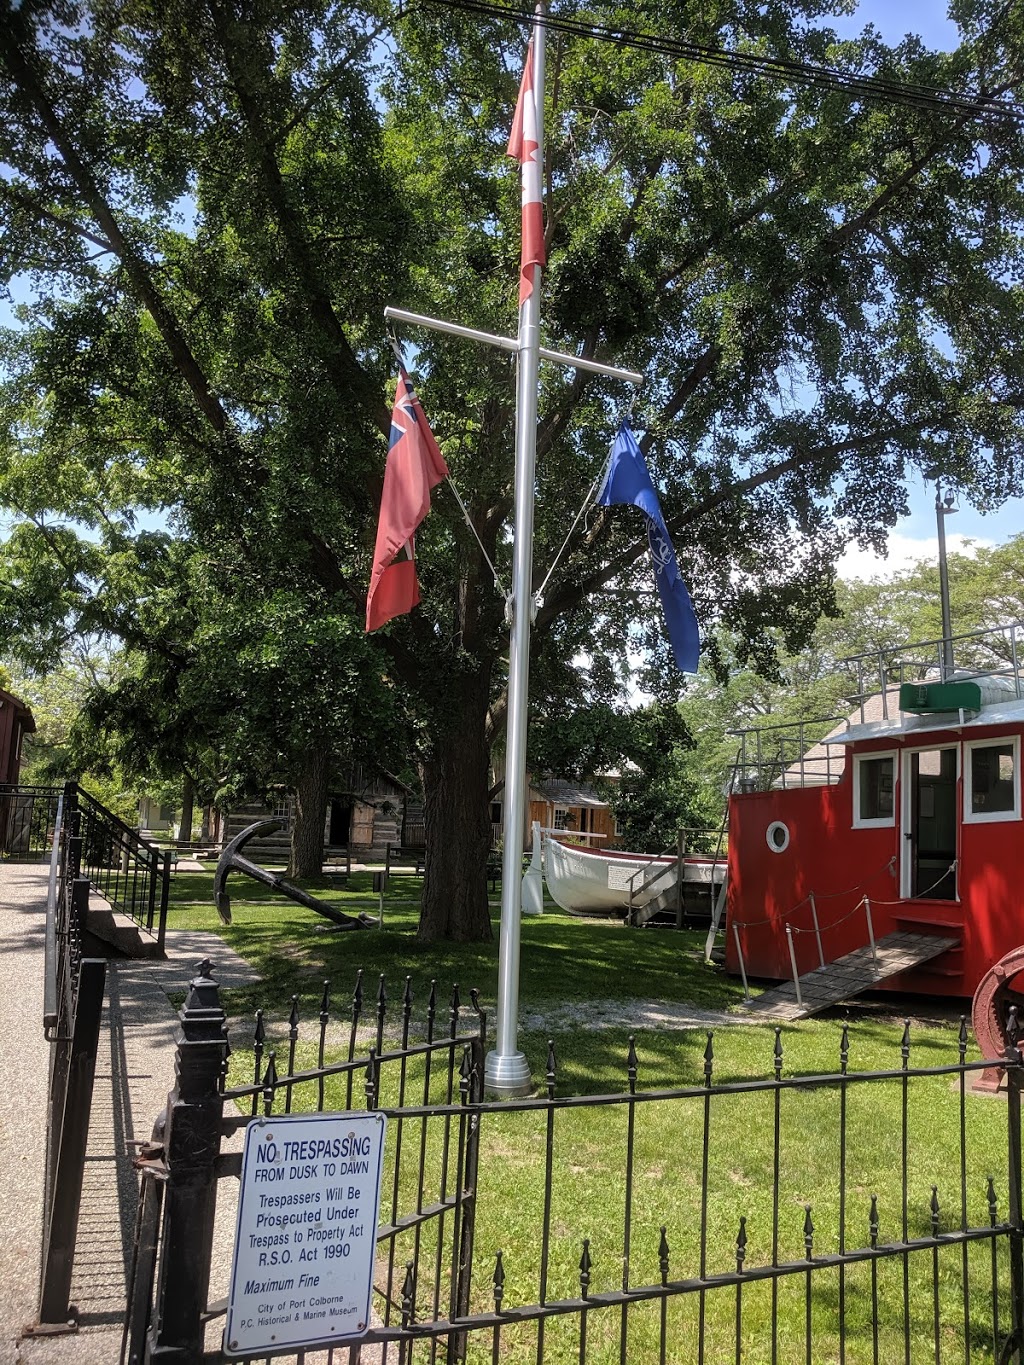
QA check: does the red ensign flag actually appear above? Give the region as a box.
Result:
[366,370,448,632]
[507,42,545,305]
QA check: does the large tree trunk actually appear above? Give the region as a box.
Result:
[176,773,194,846]
[290,744,329,879]
[418,681,494,942]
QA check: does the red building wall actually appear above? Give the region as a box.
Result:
[724,722,1024,998]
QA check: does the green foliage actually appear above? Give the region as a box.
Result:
[2,1,1024,931]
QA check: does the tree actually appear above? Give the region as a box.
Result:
[2,0,1024,938]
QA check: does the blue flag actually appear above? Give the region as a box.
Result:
[597,422,700,674]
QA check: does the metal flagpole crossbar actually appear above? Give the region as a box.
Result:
[384,306,644,388]
[384,2,642,1097]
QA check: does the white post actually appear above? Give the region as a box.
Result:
[732,922,750,1001]
[521,820,544,916]
[382,10,642,1096]
[786,925,803,1007]
[809,891,825,969]
[864,896,878,966]
[485,4,547,1098]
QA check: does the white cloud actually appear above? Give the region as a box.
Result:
[837,531,992,582]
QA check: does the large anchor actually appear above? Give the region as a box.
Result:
[214,819,375,930]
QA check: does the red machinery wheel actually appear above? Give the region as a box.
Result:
[971,945,1024,1092]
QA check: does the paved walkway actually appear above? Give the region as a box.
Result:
[0,862,259,1365]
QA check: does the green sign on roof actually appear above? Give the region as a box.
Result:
[899,680,983,714]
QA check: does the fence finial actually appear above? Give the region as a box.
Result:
[579,1239,592,1299]
[735,1216,747,1273]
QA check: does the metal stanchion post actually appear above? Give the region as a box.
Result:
[786,926,803,1008]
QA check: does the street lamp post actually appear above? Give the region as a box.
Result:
[935,480,957,680]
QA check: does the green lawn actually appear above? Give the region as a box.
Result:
[166,869,1015,1361]
[166,867,746,1035]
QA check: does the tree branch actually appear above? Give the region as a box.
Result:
[269,17,393,146]
[206,0,389,434]
[0,180,114,253]
[0,20,232,437]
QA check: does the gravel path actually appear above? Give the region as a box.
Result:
[520,998,737,1032]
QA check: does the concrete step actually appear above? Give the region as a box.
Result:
[86,895,163,960]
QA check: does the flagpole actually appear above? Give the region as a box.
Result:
[485,1,547,1099]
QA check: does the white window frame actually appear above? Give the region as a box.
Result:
[552,805,570,831]
[963,734,1021,825]
[852,750,897,829]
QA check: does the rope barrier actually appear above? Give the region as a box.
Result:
[867,861,957,906]
[785,894,875,937]
[728,857,897,930]
[730,859,956,935]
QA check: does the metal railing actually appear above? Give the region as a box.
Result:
[75,784,171,948]
[842,620,1024,723]
[123,967,486,1363]
[1,781,172,946]
[722,623,1024,788]
[34,788,107,1332]
[728,715,847,792]
[128,968,1024,1364]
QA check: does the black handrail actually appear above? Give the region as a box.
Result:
[3,780,170,947]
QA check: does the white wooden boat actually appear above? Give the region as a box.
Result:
[542,834,724,917]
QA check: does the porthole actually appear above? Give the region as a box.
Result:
[766,821,790,853]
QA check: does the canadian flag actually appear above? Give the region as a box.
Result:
[507,42,545,305]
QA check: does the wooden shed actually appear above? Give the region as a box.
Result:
[528,778,618,849]
[0,687,35,785]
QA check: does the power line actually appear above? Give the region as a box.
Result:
[420,0,1024,127]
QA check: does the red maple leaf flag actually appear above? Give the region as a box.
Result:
[507,41,545,305]
[366,370,449,632]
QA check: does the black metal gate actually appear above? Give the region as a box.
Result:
[122,964,486,1364]
[126,964,1024,1364]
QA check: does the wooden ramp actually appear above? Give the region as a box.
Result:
[736,931,959,1021]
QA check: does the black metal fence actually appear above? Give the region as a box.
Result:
[123,966,485,1363]
[0,782,63,858]
[2,781,172,947]
[125,965,1024,1364]
[33,792,107,1332]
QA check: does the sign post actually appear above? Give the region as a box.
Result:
[224,1112,386,1357]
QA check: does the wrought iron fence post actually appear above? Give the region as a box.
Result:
[37,951,106,1329]
[1005,1013,1024,1357]
[146,846,158,934]
[452,1031,484,1361]
[146,961,227,1364]
[156,850,172,954]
